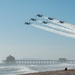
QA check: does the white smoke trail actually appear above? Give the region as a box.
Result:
[64,23,75,29]
[31,24,75,38]
[36,20,75,34]
[43,16,75,30]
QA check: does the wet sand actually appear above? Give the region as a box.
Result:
[19,69,75,75]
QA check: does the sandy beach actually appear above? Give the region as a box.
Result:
[19,69,75,75]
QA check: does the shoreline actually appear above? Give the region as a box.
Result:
[19,69,75,75]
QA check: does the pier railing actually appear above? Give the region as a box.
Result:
[2,60,75,65]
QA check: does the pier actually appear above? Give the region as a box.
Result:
[2,55,75,65]
[3,59,75,65]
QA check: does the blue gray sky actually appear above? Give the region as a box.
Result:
[0,0,75,62]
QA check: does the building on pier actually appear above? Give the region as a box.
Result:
[3,55,16,64]
[58,58,67,63]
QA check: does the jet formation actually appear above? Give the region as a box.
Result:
[25,14,65,25]
[24,14,75,39]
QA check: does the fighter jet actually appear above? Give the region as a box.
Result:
[30,18,36,21]
[37,14,43,17]
[59,21,64,23]
[42,21,48,24]
[48,17,53,20]
[24,22,31,25]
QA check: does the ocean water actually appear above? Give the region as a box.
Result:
[0,63,75,75]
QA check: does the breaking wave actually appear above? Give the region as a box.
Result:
[0,63,75,75]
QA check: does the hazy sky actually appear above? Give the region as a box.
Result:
[0,0,75,62]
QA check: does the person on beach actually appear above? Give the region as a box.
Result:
[65,67,67,71]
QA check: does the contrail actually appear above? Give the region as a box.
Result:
[31,24,75,38]
[36,20,75,34]
[43,16,75,30]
